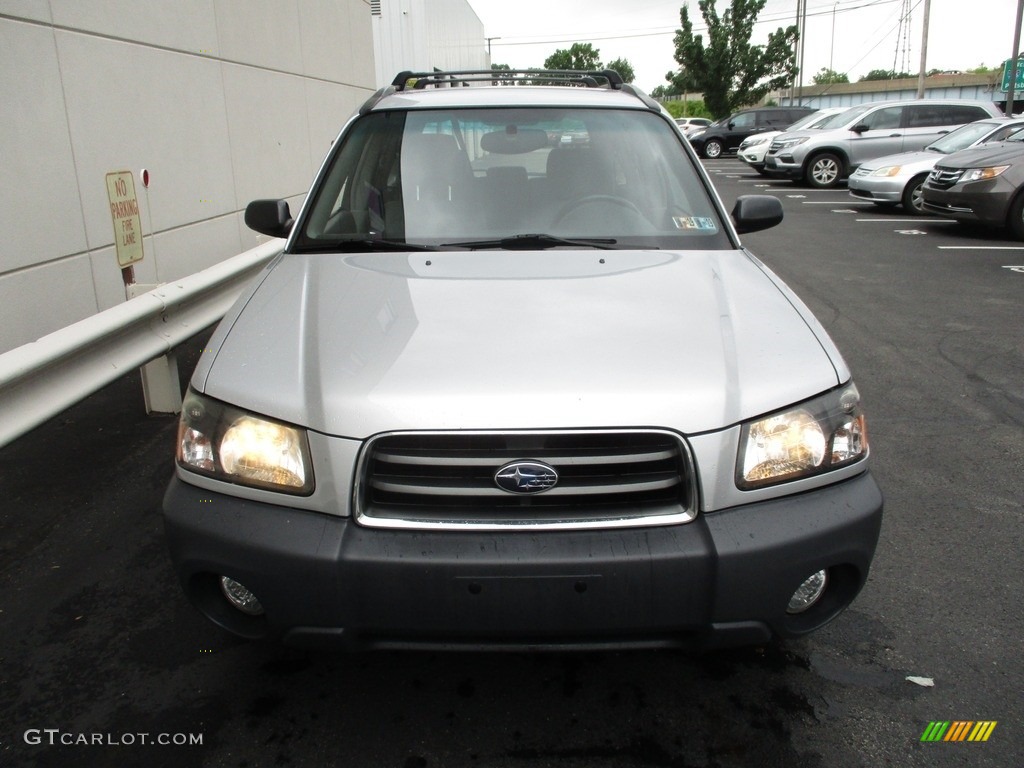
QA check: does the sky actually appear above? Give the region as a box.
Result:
[465,0,1021,95]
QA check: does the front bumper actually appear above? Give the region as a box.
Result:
[848,173,903,203]
[764,153,802,178]
[737,146,769,168]
[921,181,1014,225]
[162,472,883,650]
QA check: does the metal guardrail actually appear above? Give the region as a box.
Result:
[0,240,283,449]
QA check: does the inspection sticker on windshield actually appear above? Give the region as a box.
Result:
[673,216,717,231]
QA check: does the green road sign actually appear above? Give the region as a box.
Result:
[1001,58,1024,92]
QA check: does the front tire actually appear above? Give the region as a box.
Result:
[805,152,843,189]
[703,139,724,159]
[1008,194,1024,240]
[901,174,929,215]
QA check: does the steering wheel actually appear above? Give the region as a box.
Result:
[554,194,646,226]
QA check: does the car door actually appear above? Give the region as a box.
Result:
[847,105,906,167]
[725,111,757,151]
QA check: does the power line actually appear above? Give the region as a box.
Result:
[488,0,904,48]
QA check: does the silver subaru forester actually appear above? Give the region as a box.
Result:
[162,70,882,650]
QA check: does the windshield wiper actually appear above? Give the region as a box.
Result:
[443,233,618,250]
[295,238,438,253]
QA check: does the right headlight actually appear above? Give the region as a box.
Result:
[961,165,1009,183]
[737,383,867,490]
[176,389,314,495]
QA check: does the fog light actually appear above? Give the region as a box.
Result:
[787,569,828,614]
[220,576,264,616]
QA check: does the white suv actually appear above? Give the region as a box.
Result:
[163,69,882,650]
[764,99,1003,188]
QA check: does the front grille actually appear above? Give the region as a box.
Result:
[355,431,696,530]
[928,167,963,189]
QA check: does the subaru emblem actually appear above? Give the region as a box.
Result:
[494,461,559,494]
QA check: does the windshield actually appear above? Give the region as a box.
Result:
[788,110,833,131]
[1004,126,1024,142]
[816,105,869,129]
[294,107,728,251]
[927,121,1005,153]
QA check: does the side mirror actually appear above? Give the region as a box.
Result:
[727,121,736,130]
[732,195,783,234]
[851,123,869,134]
[244,199,293,238]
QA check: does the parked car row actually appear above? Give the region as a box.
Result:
[709,97,1024,239]
[848,117,1024,214]
[762,99,1002,188]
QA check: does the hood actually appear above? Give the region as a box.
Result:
[935,141,1024,170]
[197,250,842,438]
[857,150,942,174]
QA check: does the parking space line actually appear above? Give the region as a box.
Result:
[853,218,956,223]
[939,245,1024,250]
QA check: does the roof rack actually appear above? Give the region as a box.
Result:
[391,69,626,91]
[359,69,662,115]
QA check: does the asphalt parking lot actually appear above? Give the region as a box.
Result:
[1,158,1021,768]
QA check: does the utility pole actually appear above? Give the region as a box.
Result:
[794,0,807,104]
[1008,0,1024,115]
[916,0,930,98]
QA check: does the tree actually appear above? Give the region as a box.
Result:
[660,98,712,119]
[544,43,602,71]
[651,81,682,99]
[605,57,636,83]
[669,0,798,119]
[490,62,515,86]
[812,67,849,84]
[860,69,912,81]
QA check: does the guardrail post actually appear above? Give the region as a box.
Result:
[127,283,183,414]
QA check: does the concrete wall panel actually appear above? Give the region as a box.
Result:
[150,215,243,283]
[0,0,51,23]
[0,20,87,272]
[56,31,237,246]
[214,0,303,74]
[0,256,99,351]
[50,0,219,55]
[221,63,313,207]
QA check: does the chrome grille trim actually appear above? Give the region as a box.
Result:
[354,430,697,531]
[928,168,963,189]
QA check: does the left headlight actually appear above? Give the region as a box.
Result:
[176,389,314,495]
[741,135,770,148]
[869,165,902,177]
[737,383,867,490]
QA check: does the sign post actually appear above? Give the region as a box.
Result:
[104,170,180,414]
